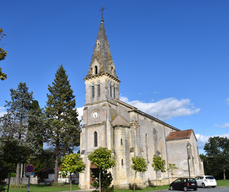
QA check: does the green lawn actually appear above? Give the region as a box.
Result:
[5,180,229,192]
[217,179,229,187]
[5,184,79,192]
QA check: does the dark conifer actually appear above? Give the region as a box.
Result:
[45,64,80,183]
[0,82,33,184]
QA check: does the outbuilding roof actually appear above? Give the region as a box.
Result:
[166,129,194,141]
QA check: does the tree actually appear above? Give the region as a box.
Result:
[45,64,81,183]
[27,100,46,161]
[88,147,116,192]
[151,155,166,188]
[91,169,114,192]
[0,82,33,184]
[0,28,7,80]
[167,163,178,182]
[61,153,86,192]
[131,156,148,192]
[1,140,28,192]
[204,136,229,180]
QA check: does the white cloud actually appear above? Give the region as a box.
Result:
[120,96,200,121]
[0,107,7,117]
[226,98,229,105]
[196,133,229,149]
[215,123,229,128]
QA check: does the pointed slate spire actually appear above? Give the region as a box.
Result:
[85,19,118,79]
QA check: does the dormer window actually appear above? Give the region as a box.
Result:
[95,66,98,75]
[111,67,113,75]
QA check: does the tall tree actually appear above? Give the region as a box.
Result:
[204,136,229,179]
[0,82,33,184]
[45,64,81,183]
[152,155,166,188]
[61,153,86,192]
[27,100,46,159]
[131,156,148,192]
[0,28,7,80]
[88,147,116,192]
[1,140,29,192]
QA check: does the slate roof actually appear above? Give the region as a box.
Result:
[166,129,194,141]
[85,19,118,79]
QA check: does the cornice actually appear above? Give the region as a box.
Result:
[84,71,121,83]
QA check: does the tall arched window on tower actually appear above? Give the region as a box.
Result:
[95,66,98,74]
[110,84,112,97]
[97,82,100,97]
[113,85,115,98]
[94,131,98,147]
[92,84,95,98]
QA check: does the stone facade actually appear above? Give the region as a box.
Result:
[79,19,204,189]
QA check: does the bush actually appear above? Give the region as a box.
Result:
[10,183,27,188]
[7,173,16,177]
[50,182,64,186]
[91,169,114,191]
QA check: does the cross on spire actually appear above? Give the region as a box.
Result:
[99,4,106,20]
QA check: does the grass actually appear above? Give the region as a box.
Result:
[4,180,229,192]
[5,184,79,192]
[113,185,169,192]
[217,179,229,187]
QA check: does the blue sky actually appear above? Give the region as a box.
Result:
[0,0,229,154]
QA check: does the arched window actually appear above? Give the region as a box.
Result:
[94,131,97,147]
[113,85,115,98]
[95,66,98,74]
[121,159,123,166]
[110,84,112,97]
[97,82,100,97]
[111,67,113,75]
[92,84,94,98]
[121,139,123,145]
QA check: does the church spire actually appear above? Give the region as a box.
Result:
[85,11,119,80]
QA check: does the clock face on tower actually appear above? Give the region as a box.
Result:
[92,111,98,119]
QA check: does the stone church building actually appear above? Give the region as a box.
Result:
[79,18,204,189]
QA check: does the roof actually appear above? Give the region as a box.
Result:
[112,115,130,127]
[166,129,194,141]
[85,19,118,79]
[117,99,180,131]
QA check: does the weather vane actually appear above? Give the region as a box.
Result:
[99,4,106,19]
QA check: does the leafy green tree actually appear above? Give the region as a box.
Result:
[131,156,148,192]
[167,163,178,182]
[45,64,81,183]
[61,153,86,191]
[0,158,8,192]
[1,140,29,192]
[204,136,229,180]
[151,155,166,188]
[0,28,7,80]
[0,82,33,184]
[88,147,116,192]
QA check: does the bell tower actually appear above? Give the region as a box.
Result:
[84,18,121,104]
[80,17,121,189]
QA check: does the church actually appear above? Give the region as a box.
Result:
[79,17,204,189]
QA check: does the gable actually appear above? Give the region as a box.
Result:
[112,115,129,127]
